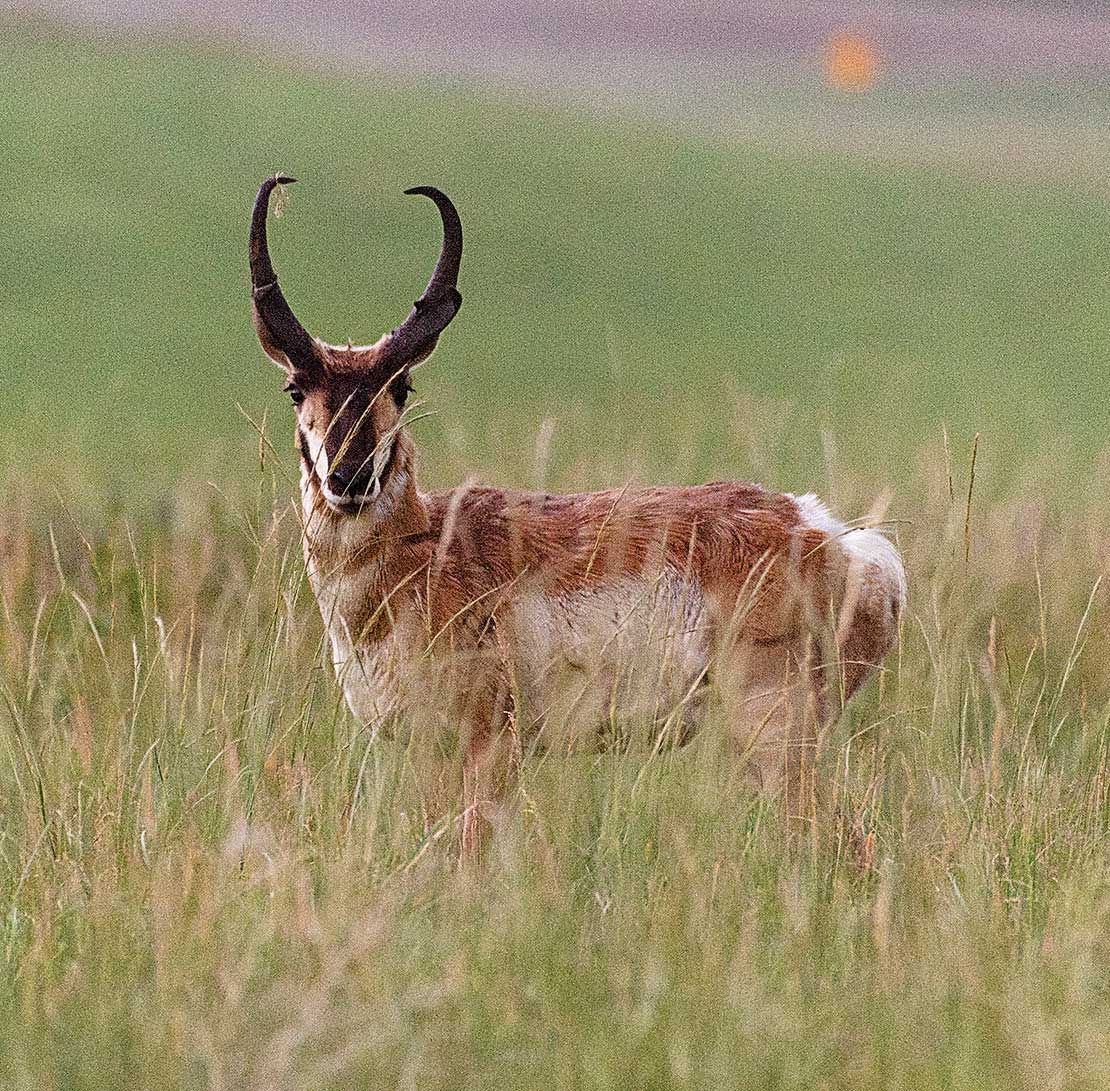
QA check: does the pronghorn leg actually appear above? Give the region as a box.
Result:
[724,640,830,826]
[837,585,902,704]
[459,662,516,862]
[460,728,517,862]
[460,750,487,862]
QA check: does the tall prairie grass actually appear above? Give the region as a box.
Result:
[2,425,1109,1090]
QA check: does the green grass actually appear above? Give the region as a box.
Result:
[4,20,1110,1090]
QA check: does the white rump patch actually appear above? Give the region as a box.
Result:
[791,492,907,613]
[791,492,842,538]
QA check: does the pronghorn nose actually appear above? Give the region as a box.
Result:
[327,468,355,495]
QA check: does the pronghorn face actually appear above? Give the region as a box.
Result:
[287,351,411,514]
[248,176,462,515]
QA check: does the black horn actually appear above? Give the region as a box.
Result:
[379,186,463,370]
[249,175,318,371]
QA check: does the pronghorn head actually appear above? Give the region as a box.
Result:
[249,176,462,515]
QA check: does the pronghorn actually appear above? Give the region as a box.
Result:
[248,175,906,844]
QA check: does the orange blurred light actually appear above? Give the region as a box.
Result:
[825,33,879,91]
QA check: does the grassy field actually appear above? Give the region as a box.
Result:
[4,20,1110,1090]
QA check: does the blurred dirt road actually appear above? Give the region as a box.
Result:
[7,1,1110,175]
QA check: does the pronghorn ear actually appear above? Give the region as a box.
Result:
[252,309,323,379]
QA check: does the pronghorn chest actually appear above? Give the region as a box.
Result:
[305,567,398,726]
[301,502,420,730]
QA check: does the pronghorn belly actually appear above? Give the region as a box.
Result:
[506,573,711,749]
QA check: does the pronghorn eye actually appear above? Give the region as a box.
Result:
[284,383,305,406]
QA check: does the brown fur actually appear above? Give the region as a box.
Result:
[307,475,831,650]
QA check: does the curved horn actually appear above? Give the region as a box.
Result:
[380,186,463,369]
[249,175,318,371]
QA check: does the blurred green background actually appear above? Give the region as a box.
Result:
[4,20,1108,505]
